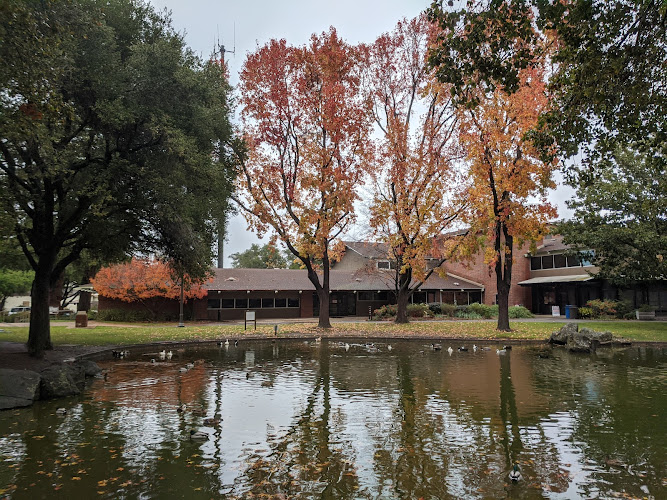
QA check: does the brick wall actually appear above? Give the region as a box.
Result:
[443,242,532,309]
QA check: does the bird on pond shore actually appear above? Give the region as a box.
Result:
[509,463,522,482]
[166,350,173,360]
[431,343,442,351]
[56,408,67,416]
[458,346,468,352]
[447,346,453,355]
[189,430,209,441]
[159,350,166,360]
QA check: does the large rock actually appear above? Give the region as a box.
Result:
[549,323,578,345]
[73,359,102,378]
[0,369,41,409]
[568,327,614,353]
[40,365,83,399]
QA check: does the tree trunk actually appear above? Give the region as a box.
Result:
[395,290,410,324]
[496,225,513,332]
[497,279,511,331]
[395,266,412,324]
[27,267,53,356]
[317,287,331,328]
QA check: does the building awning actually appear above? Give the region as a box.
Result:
[518,275,594,286]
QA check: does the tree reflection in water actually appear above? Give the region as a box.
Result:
[0,341,664,499]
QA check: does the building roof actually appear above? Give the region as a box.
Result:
[533,235,572,255]
[517,275,594,286]
[206,268,483,292]
[342,241,390,260]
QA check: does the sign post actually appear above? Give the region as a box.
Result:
[551,305,560,317]
[245,310,256,331]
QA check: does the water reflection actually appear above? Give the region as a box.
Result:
[0,341,664,499]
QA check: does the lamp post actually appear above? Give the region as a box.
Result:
[178,273,185,327]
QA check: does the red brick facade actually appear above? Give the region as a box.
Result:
[443,241,533,309]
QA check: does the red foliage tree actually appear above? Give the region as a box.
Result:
[457,66,558,330]
[92,258,208,317]
[365,15,463,323]
[233,28,372,328]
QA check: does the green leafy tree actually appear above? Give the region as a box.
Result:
[230,243,290,269]
[0,0,235,355]
[559,147,667,285]
[0,269,34,312]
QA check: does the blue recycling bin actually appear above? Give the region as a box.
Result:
[565,305,578,319]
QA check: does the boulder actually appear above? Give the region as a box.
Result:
[549,323,578,345]
[72,359,102,378]
[567,327,614,353]
[40,365,82,399]
[0,369,41,409]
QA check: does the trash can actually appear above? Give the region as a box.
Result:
[569,306,578,319]
[75,311,88,328]
[565,305,572,319]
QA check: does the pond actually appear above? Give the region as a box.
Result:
[0,340,665,499]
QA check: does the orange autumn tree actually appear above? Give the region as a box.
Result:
[92,258,209,318]
[365,16,463,324]
[233,28,371,328]
[458,66,558,331]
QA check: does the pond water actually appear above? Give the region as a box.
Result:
[0,340,665,499]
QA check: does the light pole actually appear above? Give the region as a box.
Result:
[178,273,185,327]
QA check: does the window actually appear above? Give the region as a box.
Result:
[469,291,482,303]
[531,257,542,270]
[275,298,287,307]
[567,254,580,267]
[542,255,554,269]
[248,298,261,308]
[235,298,248,309]
[412,292,427,303]
[222,299,234,308]
[377,291,388,300]
[358,291,373,301]
[554,254,567,268]
[377,261,390,269]
[455,291,469,305]
[287,297,300,308]
[207,298,220,309]
[262,298,274,308]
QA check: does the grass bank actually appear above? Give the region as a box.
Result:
[1,319,666,346]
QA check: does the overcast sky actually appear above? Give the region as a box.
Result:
[148,0,574,266]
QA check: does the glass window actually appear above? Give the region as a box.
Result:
[455,291,469,305]
[469,291,482,303]
[542,255,554,269]
[222,299,234,308]
[248,298,261,308]
[377,261,390,269]
[441,291,454,304]
[554,254,567,268]
[567,254,580,267]
[207,298,220,309]
[262,298,274,308]
[287,297,300,308]
[275,298,287,307]
[531,257,542,270]
[377,291,388,300]
[358,291,373,301]
[235,298,248,309]
[412,292,427,303]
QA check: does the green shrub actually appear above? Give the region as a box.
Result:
[455,310,483,319]
[585,299,617,318]
[87,310,98,320]
[465,302,498,318]
[439,303,457,317]
[372,304,397,320]
[428,303,442,315]
[407,303,432,318]
[578,306,594,319]
[613,300,634,319]
[638,304,655,312]
[97,309,154,322]
[508,305,533,318]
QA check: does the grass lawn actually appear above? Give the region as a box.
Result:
[1,319,666,346]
